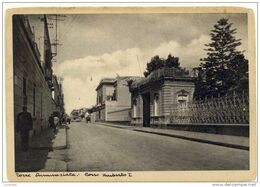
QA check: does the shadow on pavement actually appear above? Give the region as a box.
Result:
[15,128,56,172]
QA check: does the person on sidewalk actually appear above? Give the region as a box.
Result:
[16,106,33,152]
[67,117,71,124]
[62,115,67,126]
[48,113,55,131]
[53,115,59,134]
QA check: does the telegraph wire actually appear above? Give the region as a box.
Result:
[59,15,79,40]
[136,55,142,77]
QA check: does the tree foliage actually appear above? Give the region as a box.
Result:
[144,54,185,77]
[194,18,248,98]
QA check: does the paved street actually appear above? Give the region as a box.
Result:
[66,121,249,171]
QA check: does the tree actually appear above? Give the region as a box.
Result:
[194,18,248,98]
[165,54,180,68]
[227,54,248,91]
[144,55,165,77]
[144,54,185,77]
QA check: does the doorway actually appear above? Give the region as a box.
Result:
[142,93,150,127]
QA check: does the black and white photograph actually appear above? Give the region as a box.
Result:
[5,6,256,182]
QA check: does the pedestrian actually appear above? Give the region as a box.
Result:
[85,115,91,123]
[63,116,67,125]
[62,116,67,125]
[67,117,71,124]
[16,106,33,152]
[48,113,55,130]
[53,115,59,134]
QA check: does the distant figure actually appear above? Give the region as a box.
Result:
[53,116,59,134]
[85,115,91,123]
[62,116,67,125]
[85,112,91,123]
[48,114,54,129]
[67,117,71,124]
[16,106,33,152]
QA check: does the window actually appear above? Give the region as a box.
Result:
[52,91,55,100]
[14,75,18,85]
[23,77,26,95]
[107,95,113,101]
[133,99,137,118]
[177,94,188,108]
[112,90,117,101]
[99,95,102,104]
[40,92,43,119]
[154,94,159,116]
[22,77,27,106]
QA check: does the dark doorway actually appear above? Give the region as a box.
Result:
[142,93,150,127]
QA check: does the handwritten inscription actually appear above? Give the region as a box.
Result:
[35,172,79,177]
[16,172,133,178]
[16,173,31,177]
[85,172,132,177]
[85,172,100,177]
[103,173,132,177]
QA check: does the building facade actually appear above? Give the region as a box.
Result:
[13,15,62,141]
[52,75,65,117]
[129,67,195,128]
[92,76,139,123]
[93,78,116,121]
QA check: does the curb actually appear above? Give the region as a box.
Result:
[133,129,249,151]
[52,128,67,150]
[101,123,130,130]
[30,145,66,150]
[97,123,249,151]
[53,145,67,150]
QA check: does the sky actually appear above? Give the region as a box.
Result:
[28,13,248,114]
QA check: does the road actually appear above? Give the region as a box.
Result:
[66,121,249,171]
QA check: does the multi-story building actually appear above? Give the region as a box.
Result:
[13,15,60,140]
[129,67,195,128]
[93,78,116,121]
[52,75,65,117]
[92,76,140,123]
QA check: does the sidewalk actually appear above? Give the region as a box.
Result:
[30,127,67,150]
[15,126,67,172]
[40,126,68,171]
[95,122,249,151]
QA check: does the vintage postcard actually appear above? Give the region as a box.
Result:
[5,7,256,182]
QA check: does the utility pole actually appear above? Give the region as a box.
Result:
[47,14,66,59]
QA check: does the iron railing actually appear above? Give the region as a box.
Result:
[170,91,249,124]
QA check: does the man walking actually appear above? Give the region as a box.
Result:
[48,113,54,129]
[16,106,33,152]
[53,115,59,134]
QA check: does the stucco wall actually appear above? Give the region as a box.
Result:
[103,85,114,101]
[131,79,195,127]
[162,81,195,116]
[105,101,131,121]
[13,17,55,139]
